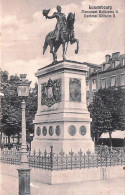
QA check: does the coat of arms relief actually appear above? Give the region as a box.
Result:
[41,78,61,107]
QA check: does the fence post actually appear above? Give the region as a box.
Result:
[50,146,53,171]
[83,153,86,168]
[78,149,82,169]
[106,153,107,167]
[33,150,36,168]
[110,153,112,167]
[38,149,41,169]
[42,153,43,169]
[66,154,67,170]
[44,149,47,170]
[87,150,91,168]
[69,150,74,170]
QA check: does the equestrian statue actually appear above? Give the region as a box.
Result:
[42,5,79,64]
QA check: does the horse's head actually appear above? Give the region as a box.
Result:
[68,12,75,20]
[67,12,75,30]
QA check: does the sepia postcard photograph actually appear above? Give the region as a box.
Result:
[0,0,125,194]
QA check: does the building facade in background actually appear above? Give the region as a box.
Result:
[86,52,125,105]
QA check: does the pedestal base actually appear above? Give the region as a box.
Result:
[31,138,94,154]
[30,167,111,184]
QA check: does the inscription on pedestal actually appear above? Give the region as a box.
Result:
[41,78,61,107]
[69,78,81,102]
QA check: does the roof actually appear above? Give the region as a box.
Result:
[120,54,125,59]
[101,131,125,139]
[89,64,125,77]
[83,62,100,68]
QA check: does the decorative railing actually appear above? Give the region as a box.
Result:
[0,148,21,165]
[28,149,52,170]
[95,146,125,154]
[0,146,125,170]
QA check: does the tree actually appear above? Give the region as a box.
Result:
[1,72,21,142]
[1,71,38,143]
[88,87,125,148]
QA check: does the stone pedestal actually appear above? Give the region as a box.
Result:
[31,61,94,154]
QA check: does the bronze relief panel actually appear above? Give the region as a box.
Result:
[69,78,81,102]
[41,78,61,107]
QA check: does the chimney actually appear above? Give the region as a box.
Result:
[105,54,111,63]
[112,52,120,60]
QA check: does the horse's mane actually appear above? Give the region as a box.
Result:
[67,12,75,31]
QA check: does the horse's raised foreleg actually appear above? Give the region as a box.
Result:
[70,38,79,54]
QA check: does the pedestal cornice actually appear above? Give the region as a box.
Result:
[35,60,89,78]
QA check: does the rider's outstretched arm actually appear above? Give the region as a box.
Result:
[46,14,56,19]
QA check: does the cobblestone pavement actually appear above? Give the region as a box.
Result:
[0,173,125,195]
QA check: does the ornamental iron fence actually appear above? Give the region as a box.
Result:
[0,148,21,165]
[95,146,125,155]
[0,146,125,170]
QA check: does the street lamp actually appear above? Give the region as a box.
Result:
[17,74,31,195]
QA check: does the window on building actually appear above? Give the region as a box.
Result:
[121,73,125,86]
[92,79,96,91]
[86,91,89,98]
[86,80,89,91]
[111,76,116,87]
[101,78,106,88]
[86,71,89,77]
[112,62,115,68]
[103,64,105,71]
[122,58,125,66]
[115,61,120,67]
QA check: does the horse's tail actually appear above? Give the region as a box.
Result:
[43,39,48,55]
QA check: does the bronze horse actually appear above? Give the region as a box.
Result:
[43,12,79,64]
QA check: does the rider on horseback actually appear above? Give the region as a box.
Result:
[42,6,79,63]
[45,5,67,41]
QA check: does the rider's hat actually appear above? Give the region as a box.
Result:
[42,9,50,17]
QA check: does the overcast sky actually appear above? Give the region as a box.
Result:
[1,0,125,86]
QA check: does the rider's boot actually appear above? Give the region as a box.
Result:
[55,35,59,41]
